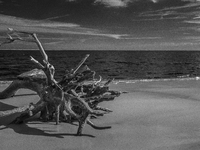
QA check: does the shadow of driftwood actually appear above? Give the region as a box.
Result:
[0,102,22,125]
[13,93,37,97]
[0,122,95,138]
[0,101,95,138]
[0,101,16,111]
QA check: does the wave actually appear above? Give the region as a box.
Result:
[1,76,200,86]
[113,76,200,84]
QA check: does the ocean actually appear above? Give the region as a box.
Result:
[1,50,200,82]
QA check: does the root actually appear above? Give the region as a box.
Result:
[0,103,34,118]
[0,80,22,99]
[87,119,111,130]
[0,80,43,99]
[11,100,47,124]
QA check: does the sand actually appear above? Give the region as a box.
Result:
[1,79,200,150]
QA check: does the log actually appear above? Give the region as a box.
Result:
[0,103,35,118]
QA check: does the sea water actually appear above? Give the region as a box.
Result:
[0,50,200,82]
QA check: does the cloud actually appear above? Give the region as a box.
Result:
[92,0,200,9]
[34,22,79,28]
[138,0,200,21]
[151,0,159,3]
[0,14,128,40]
[185,20,200,24]
[150,0,199,3]
[94,0,129,7]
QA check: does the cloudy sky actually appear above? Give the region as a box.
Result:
[0,0,200,50]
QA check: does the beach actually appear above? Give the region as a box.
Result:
[1,1,200,149]
[1,79,200,150]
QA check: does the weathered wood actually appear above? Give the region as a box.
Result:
[0,103,34,118]
[11,100,47,124]
[0,79,43,99]
[0,28,125,136]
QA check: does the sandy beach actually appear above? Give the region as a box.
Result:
[1,79,200,150]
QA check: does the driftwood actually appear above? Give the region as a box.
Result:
[0,103,35,118]
[0,28,126,136]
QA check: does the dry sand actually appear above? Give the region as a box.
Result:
[1,80,200,150]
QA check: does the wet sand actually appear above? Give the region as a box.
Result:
[1,80,200,150]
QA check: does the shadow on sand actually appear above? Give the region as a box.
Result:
[0,102,95,138]
[13,93,37,97]
[0,101,16,111]
[0,123,95,138]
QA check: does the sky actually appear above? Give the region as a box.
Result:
[0,0,200,50]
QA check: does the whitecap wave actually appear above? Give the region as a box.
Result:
[113,76,200,84]
[1,76,200,86]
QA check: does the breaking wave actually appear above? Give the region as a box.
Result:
[113,76,200,84]
[1,76,200,86]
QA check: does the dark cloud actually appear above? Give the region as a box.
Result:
[65,0,197,8]
[0,0,198,23]
[0,0,199,50]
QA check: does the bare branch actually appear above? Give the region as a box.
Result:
[94,75,102,85]
[0,28,38,47]
[5,28,55,86]
[8,28,34,36]
[0,33,22,46]
[31,33,49,64]
[72,54,90,74]
[30,56,44,69]
[7,28,48,64]
[104,78,114,86]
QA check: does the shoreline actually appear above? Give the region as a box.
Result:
[1,75,200,84]
[1,80,200,150]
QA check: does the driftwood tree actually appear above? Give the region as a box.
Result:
[0,28,125,136]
